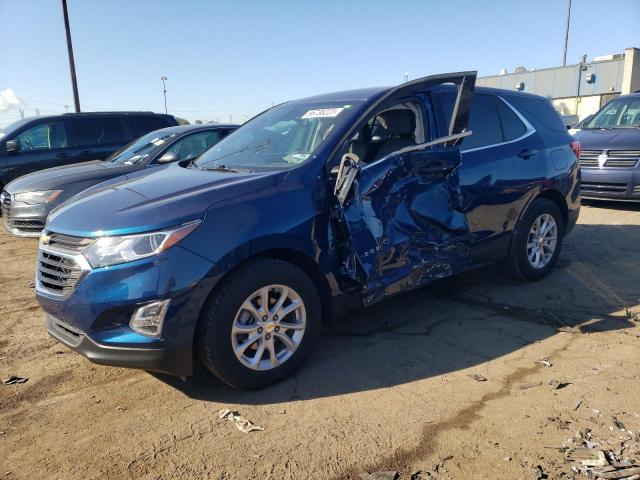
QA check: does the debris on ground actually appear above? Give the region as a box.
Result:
[468,373,487,382]
[625,307,640,322]
[359,471,398,480]
[612,416,626,431]
[566,447,608,467]
[532,464,548,479]
[519,381,543,390]
[572,399,583,411]
[549,380,572,390]
[1,375,28,385]
[535,358,553,368]
[25,280,35,288]
[218,408,264,433]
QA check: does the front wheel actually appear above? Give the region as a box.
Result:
[197,258,321,389]
[506,198,564,281]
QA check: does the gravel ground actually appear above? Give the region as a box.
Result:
[1,201,639,480]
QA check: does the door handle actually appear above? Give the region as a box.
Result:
[78,150,93,156]
[56,153,71,159]
[517,149,537,159]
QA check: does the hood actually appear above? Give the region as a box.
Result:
[46,163,280,237]
[5,160,134,194]
[574,128,640,151]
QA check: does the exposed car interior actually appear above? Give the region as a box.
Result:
[349,102,425,163]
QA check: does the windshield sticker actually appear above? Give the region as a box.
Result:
[301,107,344,119]
[283,153,310,164]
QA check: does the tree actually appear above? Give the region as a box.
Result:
[194,120,203,124]
[175,117,190,125]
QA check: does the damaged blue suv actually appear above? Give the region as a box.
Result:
[36,72,580,389]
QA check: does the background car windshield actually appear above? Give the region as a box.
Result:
[0,118,33,139]
[109,131,177,165]
[585,97,640,129]
[195,100,363,171]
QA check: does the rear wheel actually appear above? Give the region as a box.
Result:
[506,198,564,281]
[197,258,321,389]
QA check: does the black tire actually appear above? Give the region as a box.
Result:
[506,198,564,281]
[197,258,321,389]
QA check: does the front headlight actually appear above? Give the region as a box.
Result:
[14,190,62,205]
[82,220,201,268]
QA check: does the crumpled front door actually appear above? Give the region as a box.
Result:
[333,72,476,305]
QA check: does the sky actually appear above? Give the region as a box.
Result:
[1,0,639,127]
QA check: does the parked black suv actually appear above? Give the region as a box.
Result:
[0,112,178,188]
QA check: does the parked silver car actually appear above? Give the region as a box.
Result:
[1,124,237,236]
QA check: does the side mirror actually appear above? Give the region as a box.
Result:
[157,151,180,163]
[6,140,20,153]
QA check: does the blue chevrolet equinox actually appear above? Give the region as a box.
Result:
[36,72,581,389]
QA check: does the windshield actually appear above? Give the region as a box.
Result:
[109,131,177,165]
[585,97,640,129]
[195,100,363,171]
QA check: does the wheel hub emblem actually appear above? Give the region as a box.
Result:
[264,322,276,334]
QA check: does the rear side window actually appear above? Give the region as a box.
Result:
[496,99,527,140]
[463,94,503,149]
[129,116,171,138]
[69,117,126,147]
[507,96,566,133]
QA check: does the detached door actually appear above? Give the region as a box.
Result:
[333,72,476,305]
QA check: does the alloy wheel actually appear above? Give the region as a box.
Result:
[526,213,558,269]
[231,285,306,371]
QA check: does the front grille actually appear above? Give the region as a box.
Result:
[13,219,45,233]
[578,150,601,168]
[579,150,639,168]
[46,232,94,253]
[37,250,84,296]
[607,150,639,168]
[581,182,627,193]
[1,192,10,219]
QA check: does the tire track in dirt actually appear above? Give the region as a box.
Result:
[337,332,578,479]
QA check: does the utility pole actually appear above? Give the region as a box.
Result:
[160,76,168,114]
[61,0,81,112]
[562,0,572,66]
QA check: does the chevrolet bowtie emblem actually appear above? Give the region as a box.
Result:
[598,154,607,168]
[40,234,51,245]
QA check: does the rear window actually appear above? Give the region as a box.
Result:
[506,95,566,133]
[496,99,527,140]
[463,94,503,149]
[69,117,127,147]
[129,116,171,138]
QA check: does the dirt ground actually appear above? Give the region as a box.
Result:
[1,201,640,480]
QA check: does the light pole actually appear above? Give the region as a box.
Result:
[61,0,81,112]
[562,0,572,66]
[160,76,168,114]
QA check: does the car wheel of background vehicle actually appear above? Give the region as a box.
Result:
[197,258,321,389]
[506,198,564,281]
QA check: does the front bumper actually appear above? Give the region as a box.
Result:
[1,192,48,237]
[47,314,193,376]
[581,167,640,201]
[36,243,217,377]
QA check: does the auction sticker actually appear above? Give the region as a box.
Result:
[302,107,344,119]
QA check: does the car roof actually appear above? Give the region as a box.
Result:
[297,87,391,103]
[295,83,548,106]
[148,124,239,135]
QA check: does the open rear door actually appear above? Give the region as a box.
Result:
[333,71,476,305]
